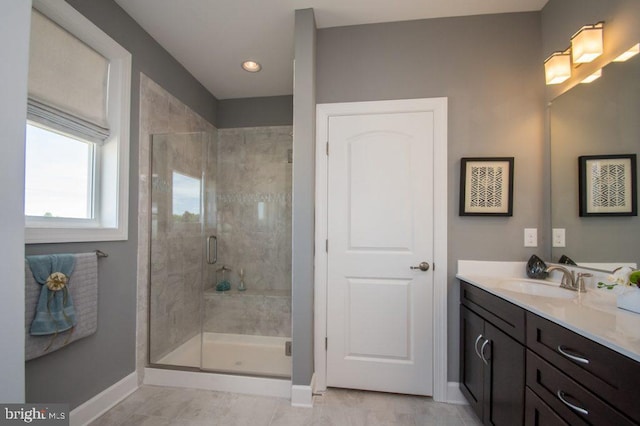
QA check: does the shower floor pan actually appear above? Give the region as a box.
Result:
[157,332,291,378]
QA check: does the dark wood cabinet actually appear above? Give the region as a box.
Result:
[526,313,640,425]
[460,282,525,425]
[460,280,640,426]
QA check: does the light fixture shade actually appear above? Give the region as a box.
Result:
[571,23,603,64]
[581,69,602,84]
[613,43,640,62]
[544,52,571,85]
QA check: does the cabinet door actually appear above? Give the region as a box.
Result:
[460,306,484,419]
[484,322,525,426]
[525,388,569,426]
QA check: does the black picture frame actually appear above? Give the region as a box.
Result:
[578,154,637,217]
[459,157,514,216]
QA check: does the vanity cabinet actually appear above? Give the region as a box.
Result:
[460,281,526,425]
[525,313,640,426]
[460,280,640,426]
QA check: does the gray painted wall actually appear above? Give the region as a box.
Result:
[25,0,218,409]
[291,8,316,386]
[218,95,293,128]
[0,0,30,403]
[316,12,546,381]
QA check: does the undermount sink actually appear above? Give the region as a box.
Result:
[494,278,577,299]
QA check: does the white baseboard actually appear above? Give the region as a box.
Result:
[143,367,291,399]
[446,382,467,405]
[70,372,138,426]
[290,373,315,408]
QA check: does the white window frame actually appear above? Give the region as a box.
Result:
[26,0,131,244]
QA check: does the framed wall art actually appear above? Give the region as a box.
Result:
[459,157,514,216]
[579,154,637,216]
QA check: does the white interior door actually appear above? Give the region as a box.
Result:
[326,110,435,395]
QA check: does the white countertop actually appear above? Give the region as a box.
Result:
[456,261,640,363]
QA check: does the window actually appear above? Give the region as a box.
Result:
[25,0,131,243]
[25,123,94,219]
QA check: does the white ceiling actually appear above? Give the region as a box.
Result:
[114,0,548,100]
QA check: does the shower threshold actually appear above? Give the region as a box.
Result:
[157,332,291,378]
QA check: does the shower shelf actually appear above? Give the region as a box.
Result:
[203,288,291,299]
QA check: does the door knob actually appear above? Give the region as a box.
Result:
[410,262,430,271]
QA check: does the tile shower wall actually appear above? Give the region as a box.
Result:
[205,126,292,337]
[214,127,292,292]
[137,75,217,379]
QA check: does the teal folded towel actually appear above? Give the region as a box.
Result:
[27,254,77,336]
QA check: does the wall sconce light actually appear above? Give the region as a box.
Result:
[613,43,640,62]
[581,69,602,84]
[544,50,571,85]
[571,22,604,64]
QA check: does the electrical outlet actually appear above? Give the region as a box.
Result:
[552,228,566,247]
[524,228,537,247]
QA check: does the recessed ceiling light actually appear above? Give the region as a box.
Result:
[242,60,262,72]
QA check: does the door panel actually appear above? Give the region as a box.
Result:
[326,111,434,395]
[346,278,411,360]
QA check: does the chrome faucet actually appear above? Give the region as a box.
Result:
[545,265,580,292]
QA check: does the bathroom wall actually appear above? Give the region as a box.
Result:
[25,0,218,409]
[218,95,293,128]
[315,12,546,381]
[291,8,317,388]
[0,0,30,403]
[139,74,217,375]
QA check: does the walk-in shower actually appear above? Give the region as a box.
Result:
[148,127,292,379]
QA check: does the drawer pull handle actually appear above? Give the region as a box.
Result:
[474,335,484,360]
[557,390,589,416]
[557,345,590,365]
[480,339,490,365]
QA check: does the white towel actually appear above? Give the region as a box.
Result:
[25,252,98,360]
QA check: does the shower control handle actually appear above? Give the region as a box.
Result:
[207,235,217,265]
[410,262,430,271]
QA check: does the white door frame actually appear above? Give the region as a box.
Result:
[314,98,448,401]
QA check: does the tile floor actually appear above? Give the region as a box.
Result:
[90,385,482,426]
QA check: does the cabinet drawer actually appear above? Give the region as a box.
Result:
[525,387,569,426]
[527,313,640,423]
[461,281,525,343]
[526,350,635,426]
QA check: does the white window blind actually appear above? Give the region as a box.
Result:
[28,9,109,143]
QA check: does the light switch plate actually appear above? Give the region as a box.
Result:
[552,228,566,247]
[524,228,537,247]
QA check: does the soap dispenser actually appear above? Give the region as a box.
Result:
[238,268,247,291]
[215,265,232,292]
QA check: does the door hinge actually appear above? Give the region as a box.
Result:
[325,337,328,350]
[325,239,328,252]
[326,142,329,155]
[285,341,292,357]
[433,263,435,271]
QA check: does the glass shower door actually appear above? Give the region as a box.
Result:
[148,132,216,368]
